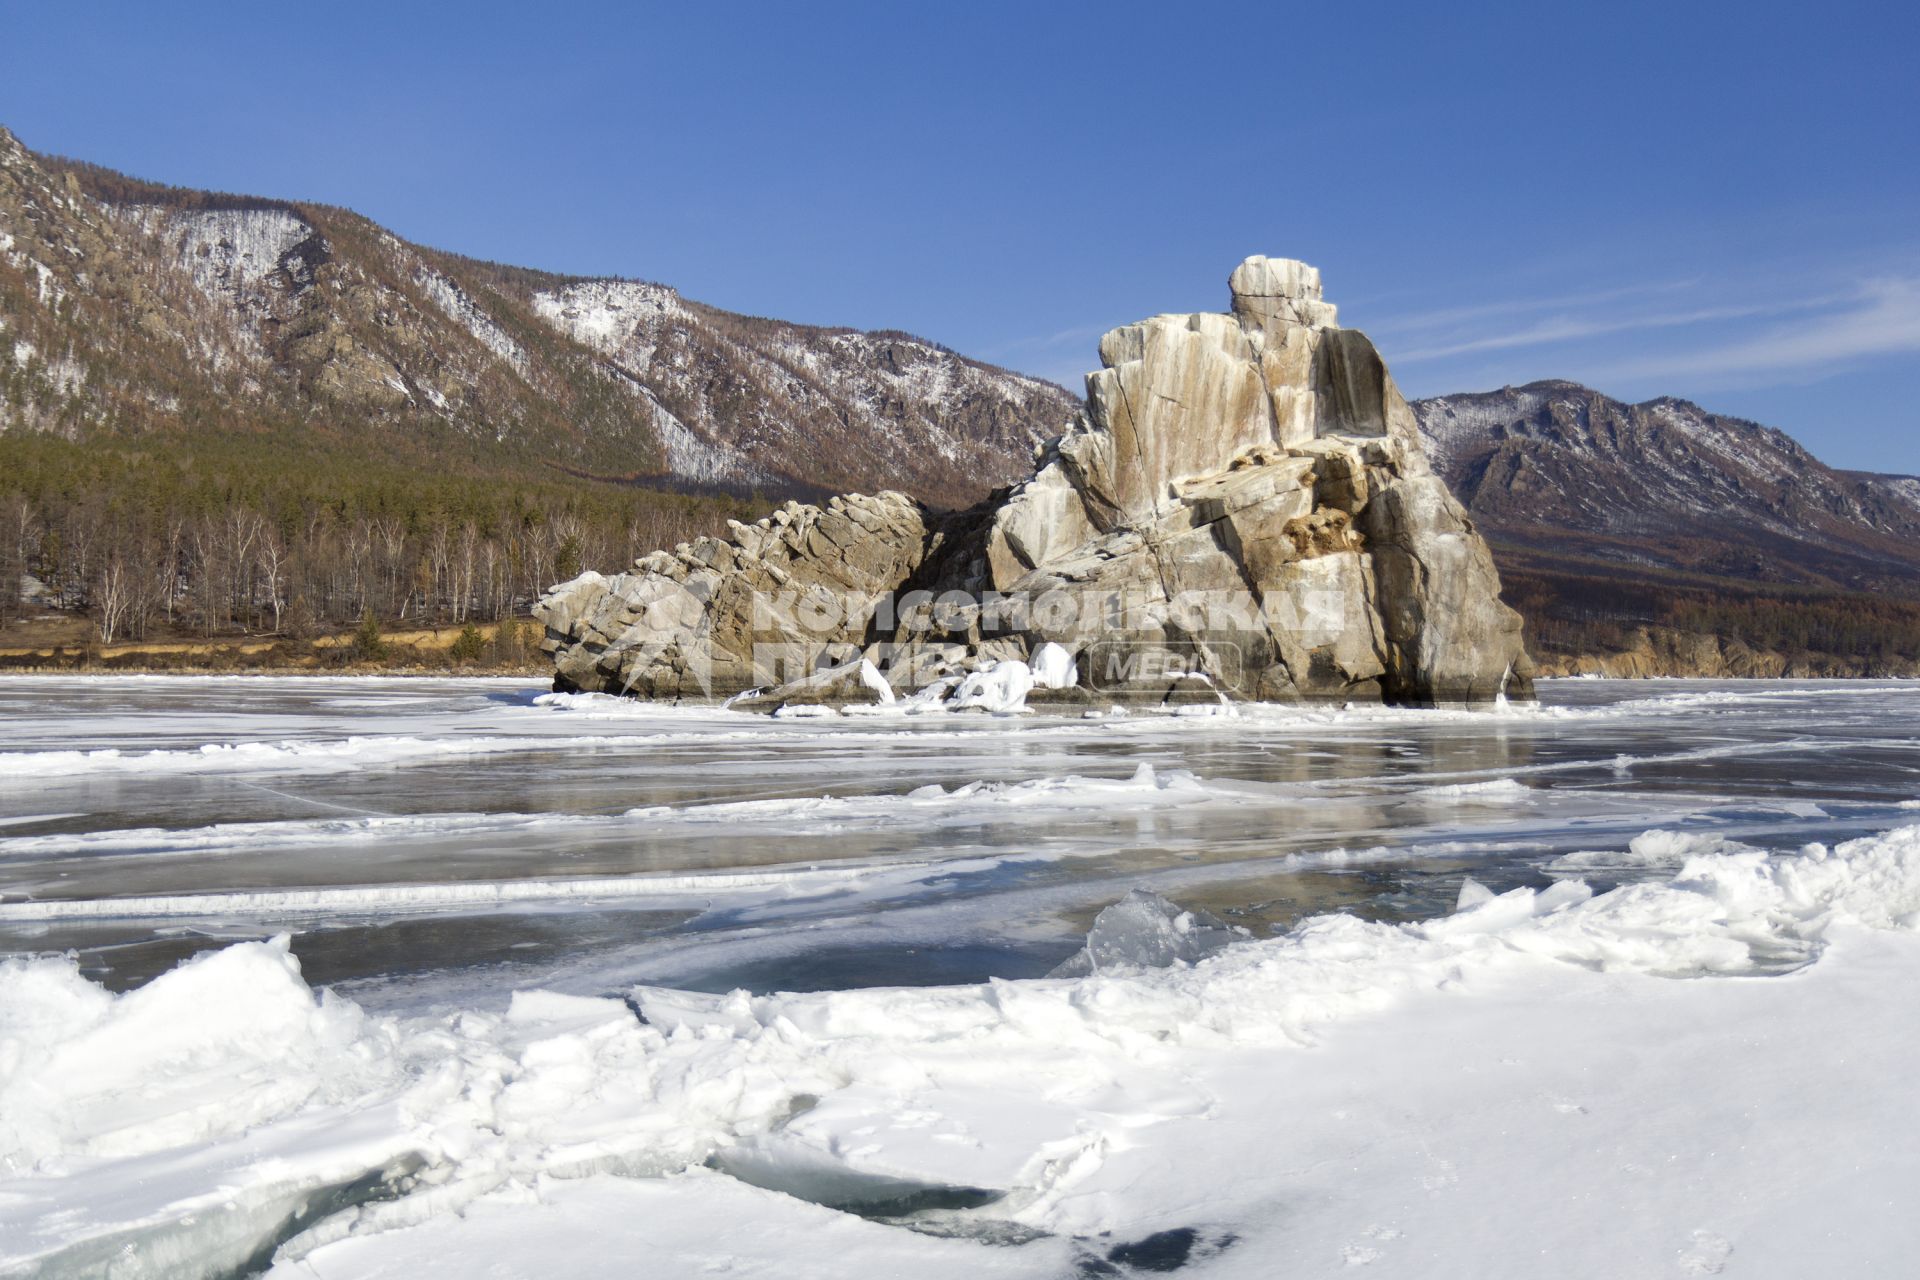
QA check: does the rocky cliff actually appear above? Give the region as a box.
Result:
[537,258,1535,708]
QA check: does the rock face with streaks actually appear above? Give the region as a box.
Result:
[537,257,1534,707]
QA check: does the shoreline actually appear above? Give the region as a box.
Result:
[3,670,1914,687]
[0,668,548,680]
[0,617,548,679]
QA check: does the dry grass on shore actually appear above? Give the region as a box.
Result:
[0,615,550,677]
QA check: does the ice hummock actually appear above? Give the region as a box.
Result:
[1047,889,1245,978]
[1028,642,1077,690]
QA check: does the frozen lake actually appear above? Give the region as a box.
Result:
[2,675,1915,1002]
[4,676,1920,1277]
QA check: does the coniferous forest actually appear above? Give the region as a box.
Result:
[0,431,753,662]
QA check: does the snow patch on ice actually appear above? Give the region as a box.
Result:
[623,762,1212,828]
[1413,778,1530,801]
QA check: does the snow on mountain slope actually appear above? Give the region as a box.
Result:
[532,279,682,353]
[137,207,317,298]
[411,263,531,376]
[1849,471,1920,523]
[532,279,1075,498]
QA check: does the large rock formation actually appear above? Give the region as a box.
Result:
[537,257,1534,707]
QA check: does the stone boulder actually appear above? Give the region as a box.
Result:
[535,491,938,699]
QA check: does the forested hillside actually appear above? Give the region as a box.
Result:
[0,431,753,652]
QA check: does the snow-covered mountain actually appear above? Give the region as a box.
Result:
[1413,381,1920,595]
[0,126,1077,503]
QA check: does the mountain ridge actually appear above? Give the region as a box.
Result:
[1411,380,1920,674]
[1,125,1078,505]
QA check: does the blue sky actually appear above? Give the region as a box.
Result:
[5,1,1916,469]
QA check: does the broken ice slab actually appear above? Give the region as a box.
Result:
[1048,889,1244,978]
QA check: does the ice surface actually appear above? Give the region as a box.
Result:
[0,764,1216,863]
[0,732,659,778]
[8,677,1920,1275]
[0,863,893,921]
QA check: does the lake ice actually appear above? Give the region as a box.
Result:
[2,676,1919,1277]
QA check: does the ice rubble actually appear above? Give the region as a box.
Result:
[1547,827,1759,871]
[725,650,1083,718]
[946,659,1036,714]
[1028,641,1077,690]
[6,823,1920,1276]
[810,648,1079,717]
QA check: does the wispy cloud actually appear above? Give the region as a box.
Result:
[1366,279,1701,339]
[977,321,1111,362]
[993,265,1920,399]
[1389,301,1798,363]
[1371,262,1920,395]
[1592,278,1920,384]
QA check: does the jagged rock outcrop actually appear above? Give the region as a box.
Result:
[538,490,941,698]
[538,257,1535,707]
